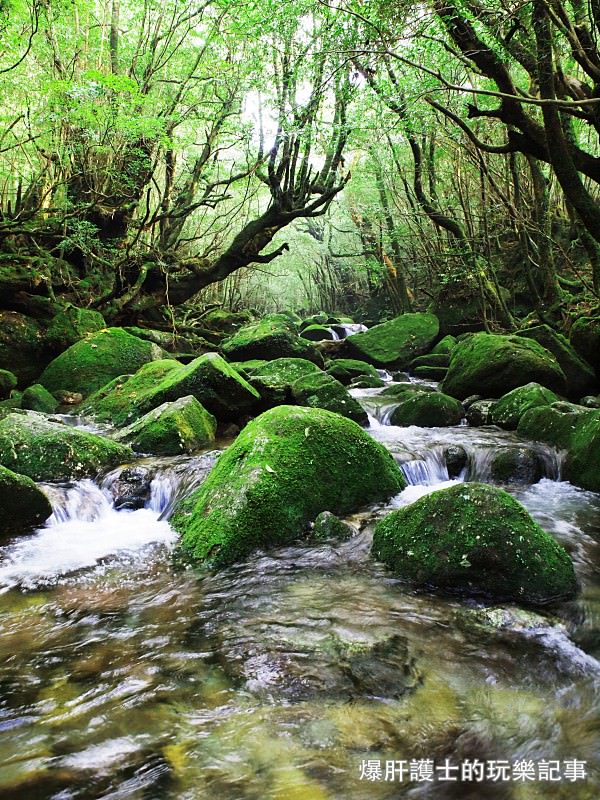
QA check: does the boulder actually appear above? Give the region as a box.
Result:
[0,464,52,535]
[171,406,406,567]
[45,305,106,352]
[516,324,596,399]
[389,391,464,427]
[21,383,59,414]
[0,369,17,399]
[489,447,543,484]
[570,316,600,374]
[310,511,355,541]
[412,365,448,381]
[442,333,566,399]
[372,483,577,604]
[222,315,323,365]
[291,371,369,425]
[410,353,450,369]
[491,382,559,430]
[246,358,321,407]
[300,324,336,341]
[381,383,435,398]
[517,403,584,451]
[431,335,457,355]
[83,354,259,425]
[0,311,49,385]
[114,396,217,455]
[344,313,440,368]
[0,412,132,481]
[465,399,497,426]
[325,359,382,387]
[39,328,169,396]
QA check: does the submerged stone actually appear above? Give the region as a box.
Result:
[0,412,133,481]
[372,483,577,604]
[442,333,566,399]
[114,395,217,455]
[0,464,52,535]
[39,327,168,396]
[171,405,406,567]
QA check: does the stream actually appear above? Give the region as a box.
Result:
[1,379,600,799]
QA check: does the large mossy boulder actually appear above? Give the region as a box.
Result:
[516,324,596,399]
[518,405,600,492]
[171,406,406,567]
[442,333,566,400]
[39,328,168,396]
[21,383,59,414]
[114,395,216,455]
[0,464,52,536]
[247,358,321,407]
[325,358,382,387]
[45,305,106,352]
[83,353,259,425]
[372,483,577,604]
[491,382,559,430]
[345,312,439,368]
[0,311,49,386]
[431,335,457,355]
[0,412,132,481]
[222,315,323,365]
[389,391,464,427]
[570,316,600,374]
[291,371,368,424]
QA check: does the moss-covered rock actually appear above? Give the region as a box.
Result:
[412,365,448,381]
[39,328,169,396]
[345,312,440,368]
[0,412,132,481]
[300,324,335,341]
[442,333,567,399]
[516,324,596,399]
[248,358,321,407]
[517,403,583,451]
[325,358,382,387]
[21,384,59,414]
[491,382,559,430]
[0,311,49,385]
[431,335,457,355]
[300,312,328,328]
[83,354,259,425]
[465,399,497,426]
[0,464,52,536]
[410,353,450,369]
[0,369,17,399]
[389,391,464,427]
[381,382,435,398]
[171,406,405,567]
[290,371,368,424]
[372,483,577,604]
[201,308,254,333]
[114,395,216,455]
[310,511,355,541]
[45,305,106,352]
[349,375,386,389]
[489,447,542,485]
[222,315,323,365]
[570,316,600,374]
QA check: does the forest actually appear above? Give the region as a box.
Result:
[0,0,599,798]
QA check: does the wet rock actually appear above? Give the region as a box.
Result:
[389,391,464,427]
[247,357,320,408]
[291,371,368,425]
[0,369,18,399]
[0,464,52,535]
[581,395,600,409]
[39,327,169,397]
[54,390,83,406]
[412,365,448,381]
[300,324,335,341]
[222,314,323,365]
[410,353,450,369]
[0,412,133,481]
[442,333,567,399]
[345,312,440,369]
[310,511,355,541]
[372,483,577,604]
[431,334,457,355]
[108,466,153,510]
[489,447,543,485]
[570,316,600,374]
[462,394,482,410]
[349,375,385,389]
[325,358,382,387]
[381,382,435,398]
[444,445,468,477]
[171,405,405,567]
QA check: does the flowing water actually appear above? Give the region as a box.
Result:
[1,383,600,799]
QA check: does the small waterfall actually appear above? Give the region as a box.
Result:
[327,327,340,341]
[400,446,452,486]
[342,323,368,336]
[376,369,394,382]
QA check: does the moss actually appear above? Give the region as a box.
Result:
[21,384,59,414]
[310,511,355,541]
[491,382,559,430]
[39,327,169,396]
[431,335,457,355]
[410,353,450,369]
[222,316,323,365]
[202,308,254,333]
[248,358,321,408]
[516,403,585,451]
[83,354,259,425]
[0,311,48,386]
[345,312,440,368]
[0,412,133,481]
[489,447,542,485]
[300,312,328,328]
[300,324,335,341]
[114,395,216,455]
[442,333,567,399]
[372,483,577,604]
[0,464,52,535]
[45,305,105,351]
[466,399,497,426]
[290,371,368,424]
[413,365,448,381]
[381,383,434,398]
[516,324,596,399]
[564,409,600,493]
[570,316,600,373]
[389,391,464,427]
[325,359,382,386]
[0,369,17,399]
[171,405,406,567]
